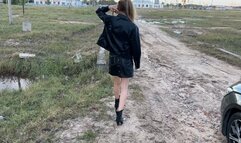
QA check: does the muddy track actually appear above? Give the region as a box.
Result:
[56,21,241,143]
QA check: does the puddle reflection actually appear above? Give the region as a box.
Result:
[0,77,31,91]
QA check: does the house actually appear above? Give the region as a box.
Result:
[133,0,154,8]
[133,0,163,8]
[34,0,83,7]
[154,0,161,8]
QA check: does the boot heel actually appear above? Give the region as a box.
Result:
[116,110,123,126]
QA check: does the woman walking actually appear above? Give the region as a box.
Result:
[96,0,141,125]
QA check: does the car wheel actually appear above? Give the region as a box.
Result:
[227,112,241,143]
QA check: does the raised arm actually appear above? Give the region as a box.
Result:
[96,6,111,23]
[96,5,118,23]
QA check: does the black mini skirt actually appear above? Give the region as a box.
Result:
[109,54,134,78]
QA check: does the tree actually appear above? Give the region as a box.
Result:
[177,3,182,8]
[4,0,23,4]
[46,0,50,5]
[82,0,87,4]
[21,0,27,15]
[89,0,97,6]
[182,0,188,5]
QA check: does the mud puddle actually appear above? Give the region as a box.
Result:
[0,77,31,91]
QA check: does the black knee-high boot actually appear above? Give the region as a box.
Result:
[115,99,119,111]
[116,110,123,126]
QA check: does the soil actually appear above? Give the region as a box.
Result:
[55,21,241,143]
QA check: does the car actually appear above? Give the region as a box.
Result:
[221,81,241,143]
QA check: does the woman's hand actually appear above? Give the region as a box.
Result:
[108,5,118,13]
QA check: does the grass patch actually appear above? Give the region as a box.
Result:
[137,8,241,67]
[77,130,97,142]
[0,72,112,142]
[0,5,113,142]
[0,5,101,77]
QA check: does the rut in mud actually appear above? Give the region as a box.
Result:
[56,21,241,143]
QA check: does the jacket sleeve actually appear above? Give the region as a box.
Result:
[96,6,111,23]
[130,26,141,69]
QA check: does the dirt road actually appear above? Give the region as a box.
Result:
[56,21,241,143]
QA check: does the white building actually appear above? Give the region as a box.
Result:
[154,0,161,8]
[34,0,83,7]
[133,0,163,8]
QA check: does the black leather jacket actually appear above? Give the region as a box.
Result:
[96,6,141,69]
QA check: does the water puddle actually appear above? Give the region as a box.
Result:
[0,77,31,91]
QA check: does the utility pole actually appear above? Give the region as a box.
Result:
[8,0,13,24]
[22,0,25,15]
[0,0,2,22]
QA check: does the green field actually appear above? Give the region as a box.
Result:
[137,8,241,67]
[0,5,112,142]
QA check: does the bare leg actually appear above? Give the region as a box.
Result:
[113,76,121,99]
[117,78,129,111]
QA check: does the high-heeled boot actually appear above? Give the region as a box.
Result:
[115,99,119,111]
[116,110,123,126]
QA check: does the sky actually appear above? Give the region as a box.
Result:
[162,0,241,6]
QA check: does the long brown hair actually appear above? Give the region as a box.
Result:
[117,0,136,22]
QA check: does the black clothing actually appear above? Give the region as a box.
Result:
[96,6,141,78]
[109,54,134,77]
